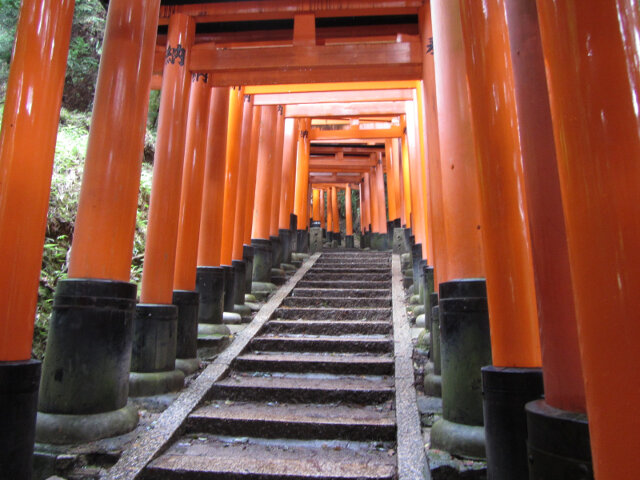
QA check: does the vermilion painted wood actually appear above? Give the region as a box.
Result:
[231,94,255,261]
[69,0,160,283]
[537,1,640,476]
[253,89,413,106]
[246,81,417,95]
[460,0,541,368]
[419,5,446,284]
[220,87,244,266]
[0,0,74,361]
[173,74,211,291]
[345,184,354,236]
[400,132,412,229]
[285,101,406,118]
[312,189,321,223]
[319,189,326,230]
[269,107,286,236]
[198,88,230,267]
[384,140,398,222]
[430,0,484,281]
[242,105,262,245]
[140,14,195,304]
[504,0,585,411]
[251,106,278,240]
[278,117,299,230]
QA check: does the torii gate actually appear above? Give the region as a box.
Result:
[1,1,639,479]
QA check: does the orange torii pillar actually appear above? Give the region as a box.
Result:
[537,2,640,478]
[420,5,447,287]
[197,87,231,335]
[219,87,244,319]
[501,1,588,477]
[366,169,380,249]
[242,105,263,295]
[293,119,311,253]
[393,138,406,227]
[361,173,372,248]
[374,156,389,246]
[319,189,326,233]
[428,0,489,460]
[312,189,321,223]
[230,93,255,312]
[326,187,334,242]
[0,0,74,472]
[385,140,400,227]
[133,13,195,397]
[278,117,300,260]
[172,73,211,376]
[36,0,160,445]
[460,1,544,476]
[400,131,413,229]
[345,184,355,248]
[269,106,288,284]
[251,106,278,289]
[331,186,340,245]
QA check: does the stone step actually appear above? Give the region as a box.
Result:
[304,272,391,281]
[308,267,391,274]
[233,352,394,375]
[208,373,395,404]
[264,319,392,335]
[296,280,391,289]
[187,401,396,441]
[274,307,391,320]
[250,335,393,354]
[281,297,391,308]
[291,288,390,299]
[144,435,396,480]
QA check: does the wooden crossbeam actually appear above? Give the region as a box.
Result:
[188,41,421,86]
[285,101,406,117]
[309,125,403,140]
[309,173,365,183]
[158,0,422,24]
[254,89,413,106]
[310,145,385,155]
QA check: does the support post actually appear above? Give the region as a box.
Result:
[37,0,161,444]
[172,73,211,375]
[0,0,74,473]
[345,184,354,248]
[429,0,487,459]
[460,1,545,476]
[197,87,231,334]
[535,1,640,477]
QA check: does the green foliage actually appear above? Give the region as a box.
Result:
[0,0,19,98]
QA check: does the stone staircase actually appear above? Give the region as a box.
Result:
[142,251,399,479]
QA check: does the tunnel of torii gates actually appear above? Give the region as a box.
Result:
[0,0,638,479]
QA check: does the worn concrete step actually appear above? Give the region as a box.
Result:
[144,435,396,480]
[274,307,391,320]
[304,272,391,281]
[233,352,394,375]
[208,373,395,404]
[264,319,392,335]
[291,288,391,299]
[296,280,391,289]
[309,267,391,274]
[282,297,391,308]
[187,401,396,441]
[250,335,392,354]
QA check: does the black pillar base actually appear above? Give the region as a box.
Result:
[270,235,283,268]
[196,266,225,326]
[526,399,593,479]
[345,235,354,248]
[431,279,492,459]
[482,366,544,480]
[296,229,309,253]
[424,303,442,398]
[172,290,200,375]
[251,239,273,283]
[232,260,246,305]
[129,304,184,397]
[412,243,424,300]
[242,245,254,294]
[221,265,236,313]
[0,359,40,480]
[279,228,292,264]
[37,279,138,444]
